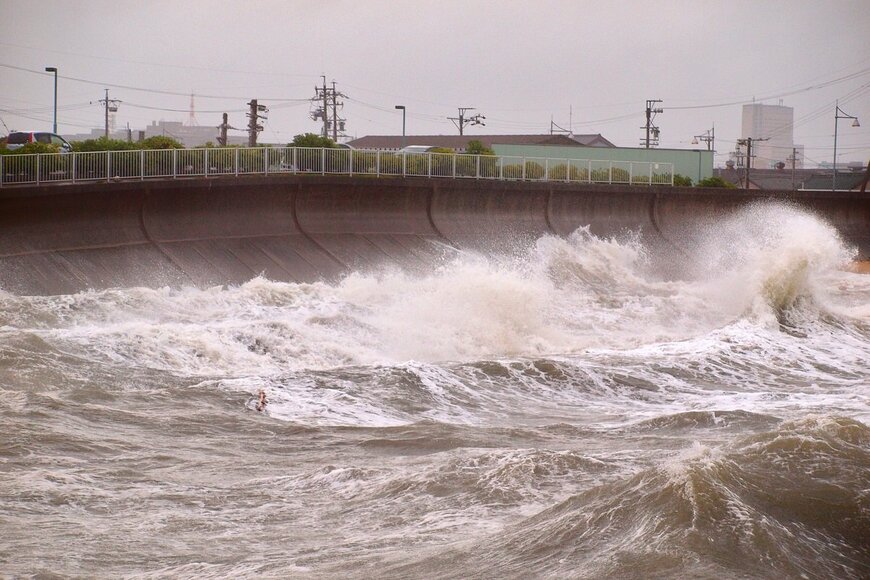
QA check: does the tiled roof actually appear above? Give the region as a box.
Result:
[346,134,610,151]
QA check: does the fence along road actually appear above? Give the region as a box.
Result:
[0,146,674,187]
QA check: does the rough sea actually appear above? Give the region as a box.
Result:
[1,204,868,579]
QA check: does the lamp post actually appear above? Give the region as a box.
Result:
[45,67,58,133]
[395,105,406,149]
[833,101,859,191]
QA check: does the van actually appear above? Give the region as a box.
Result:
[5,131,73,153]
[397,145,437,154]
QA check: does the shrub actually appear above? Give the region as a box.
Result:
[697,176,736,188]
[673,174,693,187]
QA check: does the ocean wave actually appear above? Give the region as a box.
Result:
[385,415,869,579]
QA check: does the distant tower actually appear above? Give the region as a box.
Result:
[188,93,198,127]
[739,103,801,168]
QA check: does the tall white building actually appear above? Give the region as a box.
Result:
[740,103,803,169]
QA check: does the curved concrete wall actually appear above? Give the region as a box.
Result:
[0,176,867,295]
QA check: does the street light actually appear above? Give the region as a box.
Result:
[833,100,859,191]
[45,66,58,133]
[395,105,406,148]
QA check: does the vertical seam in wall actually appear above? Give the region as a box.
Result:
[426,181,452,244]
[544,183,556,235]
[138,184,191,279]
[290,181,347,269]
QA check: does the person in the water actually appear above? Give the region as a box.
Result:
[256,389,267,412]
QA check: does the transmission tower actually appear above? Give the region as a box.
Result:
[188,93,198,126]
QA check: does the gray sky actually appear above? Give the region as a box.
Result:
[2,0,869,167]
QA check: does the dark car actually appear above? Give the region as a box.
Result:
[5,131,73,152]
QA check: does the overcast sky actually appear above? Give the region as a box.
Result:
[2,0,869,167]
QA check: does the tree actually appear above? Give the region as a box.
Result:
[289,133,337,148]
[673,174,693,187]
[697,176,736,188]
[466,139,494,156]
[140,135,184,150]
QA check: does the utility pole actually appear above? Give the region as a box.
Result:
[448,107,485,136]
[788,147,798,190]
[736,137,769,189]
[98,89,121,139]
[640,99,663,148]
[310,77,347,141]
[217,113,237,146]
[247,99,267,147]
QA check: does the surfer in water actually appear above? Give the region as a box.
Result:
[256,389,267,412]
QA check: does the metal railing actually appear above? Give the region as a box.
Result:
[0,147,674,187]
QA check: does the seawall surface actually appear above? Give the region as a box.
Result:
[1,175,867,295]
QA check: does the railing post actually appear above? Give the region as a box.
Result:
[293,147,297,174]
[452,154,456,178]
[264,148,269,176]
[428,153,431,178]
[234,148,239,177]
[565,159,570,183]
[522,157,526,180]
[544,159,549,181]
[106,151,111,183]
[72,152,77,183]
[349,150,354,177]
[322,148,326,175]
[36,155,41,186]
[402,153,406,177]
[608,161,613,184]
[140,150,145,180]
[173,149,177,179]
[499,157,503,180]
[648,162,653,186]
[0,154,4,187]
[376,150,380,177]
[476,155,480,179]
[205,148,210,177]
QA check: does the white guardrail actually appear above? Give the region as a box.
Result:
[0,146,674,187]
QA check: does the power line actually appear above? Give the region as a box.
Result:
[0,62,311,101]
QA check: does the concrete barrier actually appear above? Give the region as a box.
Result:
[0,175,867,295]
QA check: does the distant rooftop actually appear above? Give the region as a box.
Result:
[347,133,614,151]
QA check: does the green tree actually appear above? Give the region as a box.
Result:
[140,135,184,150]
[466,140,494,156]
[0,142,61,155]
[289,133,337,148]
[71,137,137,152]
[673,174,693,187]
[697,176,736,188]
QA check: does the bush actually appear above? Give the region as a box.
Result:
[697,176,736,188]
[673,174,693,187]
[0,142,60,155]
[290,133,337,148]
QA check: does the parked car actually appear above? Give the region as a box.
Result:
[397,145,437,154]
[5,131,73,153]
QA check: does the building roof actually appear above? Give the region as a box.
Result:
[801,172,867,191]
[346,134,612,151]
[714,167,869,191]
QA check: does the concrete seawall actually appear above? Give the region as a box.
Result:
[1,175,867,295]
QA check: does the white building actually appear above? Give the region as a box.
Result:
[739,103,803,169]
